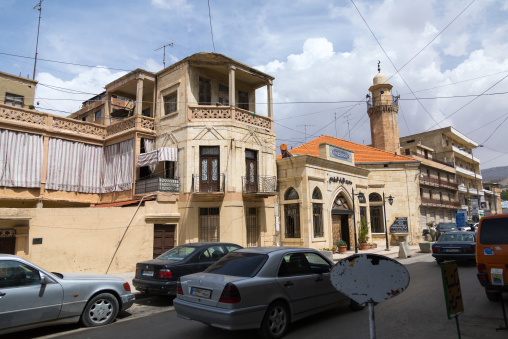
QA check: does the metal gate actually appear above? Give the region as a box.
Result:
[246,208,258,247]
[153,224,175,259]
[199,207,220,242]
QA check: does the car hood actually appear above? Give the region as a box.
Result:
[57,273,125,281]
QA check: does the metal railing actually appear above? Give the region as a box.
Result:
[421,197,460,208]
[191,173,225,193]
[135,177,179,195]
[366,95,399,109]
[419,175,458,189]
[242,176,277,193]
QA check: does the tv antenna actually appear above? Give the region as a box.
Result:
[344,114,351,141]
[297,124,315,143]
[155,42,174,68]
[33,0,44,80]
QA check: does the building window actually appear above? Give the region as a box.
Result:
[285,187,299,200]
[284,204,300,238]
[238,90,249,110]
[164,92,177,115]
[199,207,220,242]
[164,161,176,179]
[218,84,229,105]
[313,203,323,237]
[424,150,428,159]
[5,93,24,107]
[369,193,382,202]
[370,206,383,233]
[405,149,410,155]
[94,110,101,121]
[199,77,211,105]
[142,108,150,117]
[82,116,87,122]
[312,187,322,200]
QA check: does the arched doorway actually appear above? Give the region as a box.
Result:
[331,194,353,250]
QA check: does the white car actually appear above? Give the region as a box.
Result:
[0,254,135,335]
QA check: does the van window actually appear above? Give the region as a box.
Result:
[480,218,508,244]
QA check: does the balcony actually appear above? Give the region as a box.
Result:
[191,174,225,195]
[366,95,399,109]
[421,198,460,209]
[456,166,482,180]
[411,152,454,168]
[242,176,277,197]
[135,177,179,195]
[419,176,458,190]
[187,105,273,130]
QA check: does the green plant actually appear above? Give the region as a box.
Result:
[357,216,369,244]
[426,221,435,229]
[336,239,347,247]
[332,245,337,250]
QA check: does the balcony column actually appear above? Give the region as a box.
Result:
[135,77,143,116]
[267,80,273,119]
[229,65,236,108]
[104,92,111,126]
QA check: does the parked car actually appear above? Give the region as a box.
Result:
[0,254,135,336]
[476,214,508,301]
[133,242,242,296]
[174,247,364,339]
[431,231,476,264]
[435,222,457,239]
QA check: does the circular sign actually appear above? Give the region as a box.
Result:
[330,254,410,304]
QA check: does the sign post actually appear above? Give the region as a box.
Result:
[491,268,508,331]
[439,261,463,338]
[331,254,410,339]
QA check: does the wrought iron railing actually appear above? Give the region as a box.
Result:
[366,95,399,109]
[191,173,225,193]
[421,198,460,208]
[135,177,179,194]
[241,176,277,193]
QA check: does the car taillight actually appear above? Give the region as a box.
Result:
[158,269,172,279]
[135,269,140,277]
[176,278,183,295]
[219,283,241,304]
[123,282,131,292]
[462,247,474,253]
[432,247,441,253]
[477,263,486,274]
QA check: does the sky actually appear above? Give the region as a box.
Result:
[1,0,508,170]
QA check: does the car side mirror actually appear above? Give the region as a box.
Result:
[40,273,48,285]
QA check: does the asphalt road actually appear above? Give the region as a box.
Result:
[11,254,508,339]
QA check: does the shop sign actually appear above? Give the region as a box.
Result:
[329,146,352,162]
[389,217,408,233]
[328,176,352,185]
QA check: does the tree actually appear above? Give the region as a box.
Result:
[501,190,508,201]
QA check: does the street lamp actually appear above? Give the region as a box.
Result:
[459,145,483,224]
[352,187,365,254]
[383,192,394,251]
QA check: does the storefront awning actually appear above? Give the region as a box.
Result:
[137,147,177,167]
[331,207,353,215]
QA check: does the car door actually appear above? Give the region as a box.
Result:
[275,252,316,315]
[305,252,345,308]
[0,259,64,330]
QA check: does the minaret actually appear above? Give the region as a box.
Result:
[367,63,400,153]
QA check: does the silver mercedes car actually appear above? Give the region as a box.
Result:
[174,247,363,338]
[0,254,135,335]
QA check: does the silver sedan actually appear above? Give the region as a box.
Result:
[0,254,135,335]
[174,247,363,338]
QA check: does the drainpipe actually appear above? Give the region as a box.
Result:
[105,194,156,274]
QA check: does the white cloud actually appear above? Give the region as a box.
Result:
[151,0,192,12]
[443,34,470,57]
[286,38,334,71]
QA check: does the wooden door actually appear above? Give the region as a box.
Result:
[153,224,175,258]
[200,147,219,192]
[245,158,257,193]
[0,237,15,254]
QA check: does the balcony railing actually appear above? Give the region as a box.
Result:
[421,198,460,208]
[242,176,277,194]
[135,177,179,195]
[191,173,225,193]
[366,95,399,109]
[188,105,272,130]
[411,152,455,168]
[419,176,458,189]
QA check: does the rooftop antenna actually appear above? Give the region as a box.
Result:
[377,60,381,73]
[155,42,174,69]
[33,0,44,80]
[344,114,351,141]
[297,124,315,143]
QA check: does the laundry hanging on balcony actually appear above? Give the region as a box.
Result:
[137,147,178,167]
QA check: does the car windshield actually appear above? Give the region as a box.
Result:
[439,223,456,230]
[205,252,268,277]
[438,233,474,242]
[480,218,508,244]
[157,246,197,260]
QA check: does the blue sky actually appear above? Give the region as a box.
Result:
[1,0,508,169]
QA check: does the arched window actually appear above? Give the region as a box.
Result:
[312,187,322,200]
[369,192,383,233]
[369,193,382,202]
[285,187,299,200]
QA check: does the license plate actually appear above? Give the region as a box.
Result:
[191,287,212,299]
[445,249,460,253]
[142,270,154,276]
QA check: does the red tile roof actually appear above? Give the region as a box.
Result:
[277,135,417,163]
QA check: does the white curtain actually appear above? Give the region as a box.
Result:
[102,139,134,193]
[143,138,155,173]
[0,129,43,188]
[137,147,178,167]
[46,138,103,193]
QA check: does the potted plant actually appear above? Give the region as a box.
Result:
[419,221,436,253]
[357,216,370,250]
[336,240,347,253]
[331,245,337,254]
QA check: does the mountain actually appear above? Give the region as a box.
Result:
[481,166,508,188]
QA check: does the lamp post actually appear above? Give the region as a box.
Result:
[352,188,365,254]
[383,192,394,251]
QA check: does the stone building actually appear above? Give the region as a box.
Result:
[0,53,278,273]
[0,71,38,109]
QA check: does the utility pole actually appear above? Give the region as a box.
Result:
[33,0,43,80]
[155,42,174,69]
[297,124,315,143]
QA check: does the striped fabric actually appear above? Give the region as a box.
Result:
[0,129,43,188]
[103,139,134,193]
[159,147,178,162]
[143,138,155,172]
[137,147,178,167]
[46,138,103,193]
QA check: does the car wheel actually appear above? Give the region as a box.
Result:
[259,301,289,339]
[485,289,501,302]
[80,293,119,327]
